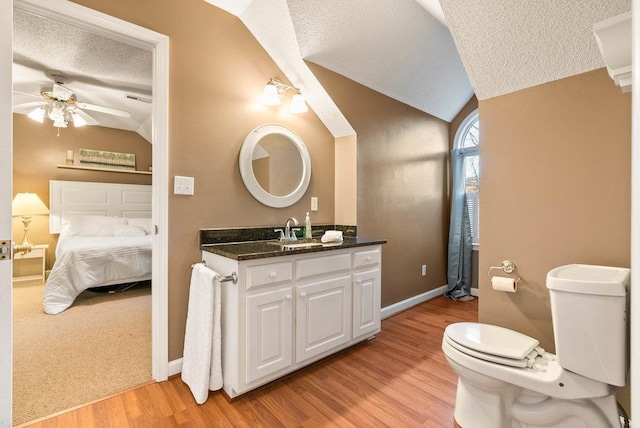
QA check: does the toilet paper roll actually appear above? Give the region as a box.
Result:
[491,276,517,292]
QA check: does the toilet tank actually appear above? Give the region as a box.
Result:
[546,264,630,386]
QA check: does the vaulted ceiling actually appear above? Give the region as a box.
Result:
[12,1,631,139]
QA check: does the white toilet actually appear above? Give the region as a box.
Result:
[442,264,630,428]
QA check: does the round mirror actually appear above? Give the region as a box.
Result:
[239,124,311,208]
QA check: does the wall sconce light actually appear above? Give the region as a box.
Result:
[260,78,308,113]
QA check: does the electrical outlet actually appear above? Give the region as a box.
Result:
[421,265,427,276]
[311,196,318,211]
[174,176,195,195]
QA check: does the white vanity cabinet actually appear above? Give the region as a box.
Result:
[202,244,382,398]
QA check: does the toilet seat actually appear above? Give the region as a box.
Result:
[444,322,544,369]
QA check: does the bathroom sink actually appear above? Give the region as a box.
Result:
[268,240,323,249]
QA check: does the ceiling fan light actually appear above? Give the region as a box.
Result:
[71,112,87,127]
[27,107,45,123]
[53,117,67,128]
[289,93,308,113]
[48,104,65,121]
[260,82,281,106]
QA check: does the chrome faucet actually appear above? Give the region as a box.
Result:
[284,217,299,241]
[274,217,300,242]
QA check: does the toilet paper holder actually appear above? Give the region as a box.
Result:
[487,260,521,283]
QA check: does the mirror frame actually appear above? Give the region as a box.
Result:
[239,124,311,208]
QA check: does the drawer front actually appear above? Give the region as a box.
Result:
[353,248,380,269]
[14,247,44,260]
[296,253,351,280]
[245,262,293,290]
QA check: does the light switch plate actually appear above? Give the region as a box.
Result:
[311,197,318,211]
[174,176,195,195]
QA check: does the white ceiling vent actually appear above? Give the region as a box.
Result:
[593,12,632,92]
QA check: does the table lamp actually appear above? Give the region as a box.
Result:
[12,192,50,247]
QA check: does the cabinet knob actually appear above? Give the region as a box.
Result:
[285,294,292,301]
[366,257,372,262]
[356,278,362,284]
[270,272,277,279]
[300,292,306,299]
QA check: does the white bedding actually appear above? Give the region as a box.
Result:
[44,233,152,314]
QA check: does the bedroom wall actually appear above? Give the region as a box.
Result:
[308,63,451,307]
[71,0,336,360]
[479,68,631,410]
[12,113,152,268]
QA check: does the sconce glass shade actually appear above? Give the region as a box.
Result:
[260,82,281,106]
[289,93,308,113]
[71,112,87,127]
[12,192,50,247]
[27,107,45,123]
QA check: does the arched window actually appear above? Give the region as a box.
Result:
[454,109,479,244]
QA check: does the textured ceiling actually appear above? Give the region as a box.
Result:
[287,0,473,122]
[14,1,629,142]
[12,9,153,139]
[440,0,632,100]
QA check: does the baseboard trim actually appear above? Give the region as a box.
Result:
[470,287,479,297]
[380,285,447,320]
[168,358,183,377]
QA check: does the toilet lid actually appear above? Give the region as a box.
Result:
[445,322,539,360]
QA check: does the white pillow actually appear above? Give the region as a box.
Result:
[113,224,148,237]
[65,216,127,236]
[127,218,153,235]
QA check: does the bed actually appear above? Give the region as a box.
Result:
[44,181,152,314]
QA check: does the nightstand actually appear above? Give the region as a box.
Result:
[13,244,49,286]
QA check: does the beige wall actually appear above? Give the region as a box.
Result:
[72,0,336,360]
[309,63,450,306]
[13,114,152,268]
[479,68,631,409]
[334,134,357,225]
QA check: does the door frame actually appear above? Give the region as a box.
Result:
[13,0,170,382]
[0,2,13,426]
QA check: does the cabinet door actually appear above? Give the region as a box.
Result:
[296,275,351,363]
[246,287,293,384]
[353,269,381,339]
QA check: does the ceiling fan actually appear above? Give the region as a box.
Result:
[13,72,131,132]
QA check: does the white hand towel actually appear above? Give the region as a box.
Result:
[181,263,223,404]
[321,230,343,243]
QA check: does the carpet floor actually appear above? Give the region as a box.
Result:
[12,282,152,426]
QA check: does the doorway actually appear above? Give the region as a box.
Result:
[7,0,169,424]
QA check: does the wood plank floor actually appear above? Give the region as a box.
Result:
[22,295,477,427]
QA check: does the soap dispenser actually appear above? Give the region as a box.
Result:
[305,212,312,239]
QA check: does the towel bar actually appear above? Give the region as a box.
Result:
[191,260,238,284]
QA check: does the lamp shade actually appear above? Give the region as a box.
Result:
[12,193,50,217]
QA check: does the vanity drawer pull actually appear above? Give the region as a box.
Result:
[300,292,307,299]
[353,249,380,268]
[245,262,292,290]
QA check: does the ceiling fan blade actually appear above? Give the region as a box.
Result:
[77,102,131,118]
[73,108,100,126]
[13,101,47,113]
[13,90,42,99]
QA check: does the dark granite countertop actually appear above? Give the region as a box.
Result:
[201,237,387,261]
